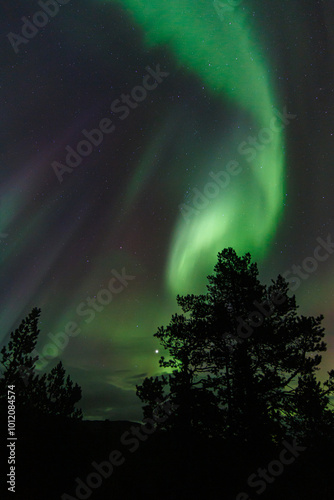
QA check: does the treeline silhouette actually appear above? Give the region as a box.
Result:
[1,248,334,499]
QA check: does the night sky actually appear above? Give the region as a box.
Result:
[1,0,334,421]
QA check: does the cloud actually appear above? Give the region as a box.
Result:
[66,365,144,421]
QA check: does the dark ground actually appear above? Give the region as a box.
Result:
[1,413,334,500]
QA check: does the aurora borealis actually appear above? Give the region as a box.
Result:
[1,0,334,420]
[113,0,286,295]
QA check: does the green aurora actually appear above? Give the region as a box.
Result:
[109,0,286,296]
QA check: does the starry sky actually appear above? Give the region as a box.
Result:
[1,0,334,421]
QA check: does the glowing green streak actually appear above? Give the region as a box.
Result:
[123,114,176,211]
[107,0,285,294]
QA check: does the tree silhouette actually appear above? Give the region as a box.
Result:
[137,248,334,445]
[0,307,82,419]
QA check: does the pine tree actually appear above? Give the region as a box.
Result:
[0,308,82,419]
[136,248,334,444]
